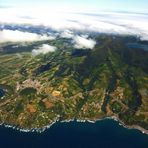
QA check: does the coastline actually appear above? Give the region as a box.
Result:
[0,116,148,135]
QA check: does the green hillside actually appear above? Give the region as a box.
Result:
[0,35,148,130]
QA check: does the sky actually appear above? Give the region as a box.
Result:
[0,0,148,12]
[0,0,148,44]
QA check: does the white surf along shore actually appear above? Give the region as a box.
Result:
[0,116,148,135]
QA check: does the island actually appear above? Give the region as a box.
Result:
[0,32,148,134]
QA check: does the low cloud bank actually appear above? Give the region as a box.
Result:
[60,30,96,49]
[32,44,56,55]
[60,30,74,38]
[0,29,55,43]
[74,35,96,49]
[0,8,148,40]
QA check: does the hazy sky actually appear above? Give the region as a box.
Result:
[1,0,148,42]
[1,0,148,12]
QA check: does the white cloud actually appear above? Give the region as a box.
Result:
[60,30,74,38]
[0,8,148,40]
[32,44,56,55]
[0,29,55,43]
[74,35,96,49]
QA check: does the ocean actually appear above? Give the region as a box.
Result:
[0,119,148,148]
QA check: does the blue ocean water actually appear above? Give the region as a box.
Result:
[0,119,148,148]
[0,88,5,98]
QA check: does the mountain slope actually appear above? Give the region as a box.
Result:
[0,35,148,131]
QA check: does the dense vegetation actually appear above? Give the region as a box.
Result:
[0,34,148,130]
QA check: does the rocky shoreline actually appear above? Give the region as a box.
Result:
[0,116,148,135]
